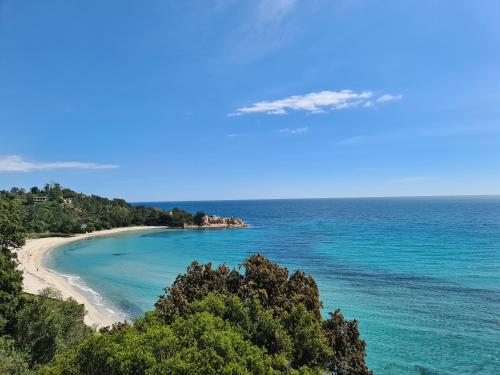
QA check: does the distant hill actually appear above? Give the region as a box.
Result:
[0,183,243,235]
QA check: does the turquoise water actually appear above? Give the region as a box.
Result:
[46,197,500,374]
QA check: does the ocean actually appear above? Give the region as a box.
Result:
[45,197,500,375]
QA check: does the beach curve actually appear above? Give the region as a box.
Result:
[15,226,166,328]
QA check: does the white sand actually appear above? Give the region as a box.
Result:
[15,226,166,329]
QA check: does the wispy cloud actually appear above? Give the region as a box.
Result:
[226,134,238,138]
[376,94,403,103]
[225,0,299,63]
[0,155,119,172]
[279,126,309,134]
[335,123,500,148]
[256,0,297,25]
[231,90,401,116]
[336,135,364,145]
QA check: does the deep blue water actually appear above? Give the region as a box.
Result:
[46,197,500,375]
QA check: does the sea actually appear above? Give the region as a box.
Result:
[45,197,500,375]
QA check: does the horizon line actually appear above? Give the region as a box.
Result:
[131,193,500,204]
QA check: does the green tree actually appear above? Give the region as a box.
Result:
[168,208,194,227]
[2,184,231,235]
[13,288,92,366]
[0,336,32,375]
[155,255,372,374]
[155,254,322,320]
[36,256,372,375]
[323,310,372,375]
[193,211,206,226]
[41,295,324,375]
[282,304,329,369]
[0,199,25,334]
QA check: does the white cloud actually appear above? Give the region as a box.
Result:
[231,90,402,116]
[226,134,238,138]
[279,126,309,134]
[376,94,403,103]
[0,155,119,172]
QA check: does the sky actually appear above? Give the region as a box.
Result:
[1,0,499,201]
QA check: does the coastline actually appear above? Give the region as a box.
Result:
[15,226,166,328]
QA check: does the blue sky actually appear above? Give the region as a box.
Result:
[1,0,499,201]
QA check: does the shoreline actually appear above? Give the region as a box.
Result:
[15,226,166,329]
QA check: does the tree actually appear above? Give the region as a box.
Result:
[193,211,206,226]
[3,184,218,235]
[0,336,31,375]
[322,310,372,375]
[155,261,240,320]
[168,208,194,227]
[0,199,25,250]
[0,199,25,334]
[41,295,324,375]
[155,255,372,374]
[282,304,329,369]
[156,254,323,321]
[28,255,371,375]
[13,288,92,366]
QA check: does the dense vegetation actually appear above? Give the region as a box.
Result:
[0,183,201,234]
[0,199,92,374]
[36,256,371,375]
[0,189,372,374]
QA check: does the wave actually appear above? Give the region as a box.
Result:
[45,267,128,321]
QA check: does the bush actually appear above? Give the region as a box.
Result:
[193,211,206,226]
[155,255,372,374]
[0,199,25,335]
[0,336,31,375]
[41,295,325,375]
[13,288,92,366]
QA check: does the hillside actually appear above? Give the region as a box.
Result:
[0,183,245,235]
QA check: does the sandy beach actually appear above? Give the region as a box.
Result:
[15,226,166,328]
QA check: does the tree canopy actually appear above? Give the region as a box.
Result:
[38,256,372,374]
[0,183,200,235]
[154,255,372,375]
[0,199,25,335]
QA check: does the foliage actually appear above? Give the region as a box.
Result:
[13,288,92,367]
[0,200,92,372]
[322,310,370,375]
[167,208,194,227]
[0,336,32,375]
[155,255,372,375]
[39,256,371,374]
[40,294,324,375]
[155,254,322,321]
[0,250,23,335]
[0,199,25,335]
[0,183,203,235]
[193,211,206,226]
[0,199,26,250]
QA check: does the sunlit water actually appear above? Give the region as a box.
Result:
[46,197,500,375]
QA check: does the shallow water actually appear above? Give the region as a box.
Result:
[47,197,500,374]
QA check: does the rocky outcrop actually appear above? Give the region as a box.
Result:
[185,215,247,229]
